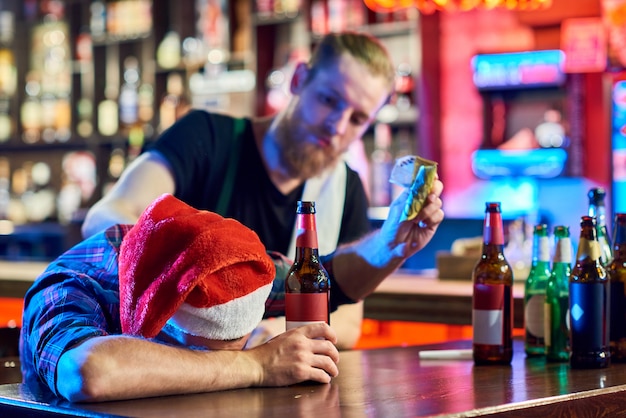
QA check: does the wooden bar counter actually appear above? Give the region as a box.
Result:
[0,262,524,327]
[1,339,625,417]
[363,271,525,328]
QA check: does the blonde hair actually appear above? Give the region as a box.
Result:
[307,32,396,93]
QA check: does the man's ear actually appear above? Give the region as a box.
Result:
[290,62,309,94]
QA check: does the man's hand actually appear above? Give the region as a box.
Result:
[246,323,339,387]
[381,178,445,260]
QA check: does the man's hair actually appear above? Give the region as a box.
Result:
[307,31,396,93]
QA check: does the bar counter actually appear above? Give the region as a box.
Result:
[0,261,525,327]
[1,339,625,417]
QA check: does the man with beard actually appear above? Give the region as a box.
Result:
[81,31,445,349]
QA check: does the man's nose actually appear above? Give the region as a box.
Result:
[324,110,350,136]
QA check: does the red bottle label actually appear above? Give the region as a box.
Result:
[285,293,329,329]
[295,214,319,248]
[473,283,511,345]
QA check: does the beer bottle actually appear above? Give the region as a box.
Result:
[285,201,330,330]
[569,215,610,369]
[472,202,514,365]
[609,213,626,362]
[544,225,572,362]
[588,187,612,267]
[524,224,551,357]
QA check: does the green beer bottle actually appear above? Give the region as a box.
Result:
[524,224,551,357]
[544,225,572,362]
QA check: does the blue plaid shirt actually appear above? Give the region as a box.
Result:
[20,224,350,396]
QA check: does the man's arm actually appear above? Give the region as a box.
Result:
[81,152,175,238]
[332,180,445,301]
[56,323,339,402]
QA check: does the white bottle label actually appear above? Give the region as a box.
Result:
[525,294,545,338]
[472,309,503,345]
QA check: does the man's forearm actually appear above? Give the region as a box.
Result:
[330,230,406,301]
[56,336,257,402]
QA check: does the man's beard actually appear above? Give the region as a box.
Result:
[275,117,341,179]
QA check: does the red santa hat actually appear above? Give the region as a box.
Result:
[118,193,276,341]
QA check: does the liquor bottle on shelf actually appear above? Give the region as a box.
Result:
[569,215,610,369]
[0,157,9,221]
[159,73,188,133]
[0,94,10,143]
[0,48,16,142]
[157,31,181,70]
[97,86,119,137]
[90,0,106,41]
[369,123,393,207]
[588,187,612,267]
[524,223,551,357]
[544,225,572,362]
[472,202,514,365]
[285,201,330,330]
[20,72,43,144]
[609,213,626,362]
[119,56,140,135]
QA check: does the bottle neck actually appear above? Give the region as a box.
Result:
[483,211,504,246]
[614,218,626,259]
[294,213,319,261]
[533,235,551,263]
[553,237,572,264]
[576,236,602,264]
[589,203,607,228]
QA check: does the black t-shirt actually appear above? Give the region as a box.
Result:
[149,110,372,255]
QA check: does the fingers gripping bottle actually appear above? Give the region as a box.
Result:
[285,201,330,329]
[472,202,514,365]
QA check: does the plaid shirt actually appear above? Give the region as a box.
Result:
[20,224,349,396]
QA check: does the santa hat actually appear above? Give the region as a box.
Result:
[118,193,276,341]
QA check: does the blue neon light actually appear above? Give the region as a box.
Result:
[471,148,568,179]
[471,50,566,90]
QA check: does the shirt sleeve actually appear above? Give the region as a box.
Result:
[147,110,238,211]
[20,229,125,396]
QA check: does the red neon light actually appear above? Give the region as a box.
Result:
[363,0,552,13]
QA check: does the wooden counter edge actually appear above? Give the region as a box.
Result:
[460,383,626,417]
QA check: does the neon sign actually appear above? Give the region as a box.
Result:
[471,50,566,90]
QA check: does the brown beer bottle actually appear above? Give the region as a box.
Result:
[285,201,330,329]
[472,202,514,365]
[609,213,626,362]
[569,215,610,369]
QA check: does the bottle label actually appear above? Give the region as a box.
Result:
[525,294,545,339]
[295,214,318,248]
[472,283,511,345]
[538,236,551,262]
[576,238,601,262]
[553,238,572,263]
[569,282,609,351]
[285,293,329,330]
